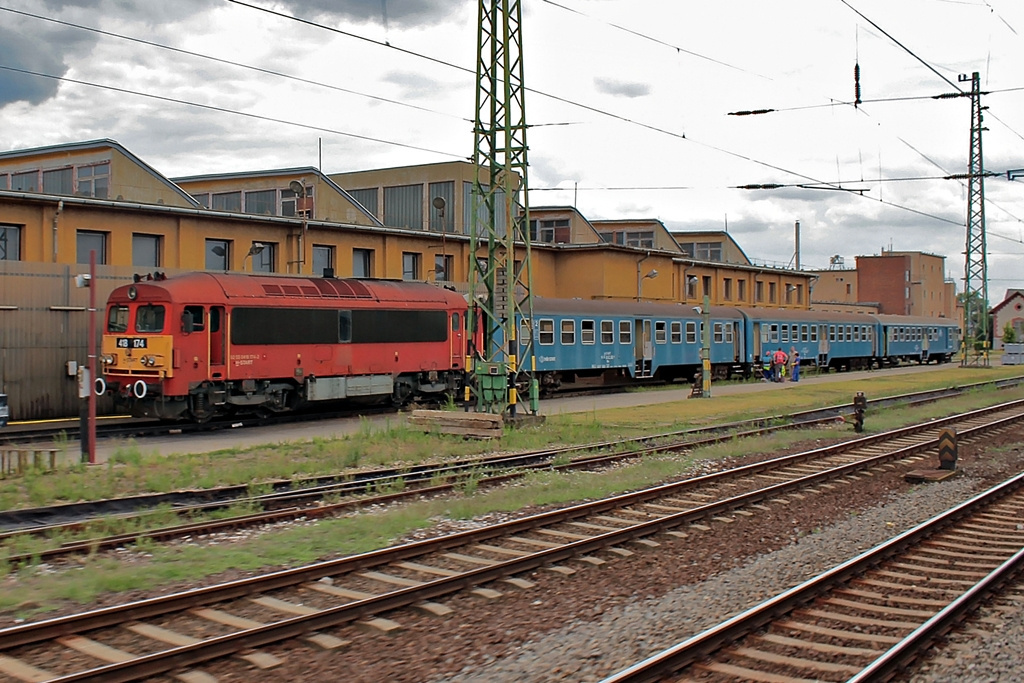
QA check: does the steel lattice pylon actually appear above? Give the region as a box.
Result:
[467,0,538,416]
[962,71,989,366]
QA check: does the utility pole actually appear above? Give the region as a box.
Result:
[468,0,538,418]
[961,71,990,366]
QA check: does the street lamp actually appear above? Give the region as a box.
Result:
[694,295,712,398]
[637,268,658,301]
[243,242,265,272]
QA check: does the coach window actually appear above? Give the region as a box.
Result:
[781,325,789,343]
[135,304,165,333]
[685,321,697,343]
[810,325,818,342]
[829,325,836,342]
[619,320,631,345]
[801,325,808,342]
[601,320,614,344]
[854,326,860,342]
[561,320,575,345]
[671,321,682,343]
[725,324,734,343]
[539,319,554,345]
[848,326,854,342]
[518,318,529,344]
[581,320,596,344]
[655,321,667,344]
[713,322,724,344]
[182,306,205,333]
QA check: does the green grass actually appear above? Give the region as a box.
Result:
[1,366,1023,617]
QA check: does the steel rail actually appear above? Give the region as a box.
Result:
[1,405,1021,683]
[599,470,1024,683]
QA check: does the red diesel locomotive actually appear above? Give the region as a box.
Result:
[100,272,468,421]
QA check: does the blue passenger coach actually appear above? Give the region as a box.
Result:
[523,298,747,391]
[737,308,878,371]
[874,315,959,364]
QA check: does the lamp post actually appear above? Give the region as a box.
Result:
[75,251,97,464]
[243,242,265,272]
[433,196,447,281]
[700,294,711,397]
[637,267,658,301]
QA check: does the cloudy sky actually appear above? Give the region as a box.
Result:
[2,0,1023,300]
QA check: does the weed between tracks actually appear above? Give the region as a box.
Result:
[1,366,1023,618]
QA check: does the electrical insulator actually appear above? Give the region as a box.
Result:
[854,63,862,107]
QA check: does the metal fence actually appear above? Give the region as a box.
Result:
[0,261,183,421]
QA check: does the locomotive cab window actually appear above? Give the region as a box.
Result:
[452,312,461,331]
[339,311,352,343]
[182,306,205,333]
[107,305,129,333]
[135,305,165,333]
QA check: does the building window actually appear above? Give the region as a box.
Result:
[785,285,794,305]
[353,248,373,277]
[76,231,107,264]
[769,282,777,303]
[206,239,230,270]
[678,241,723,261]
[43,167,73,194]
[11,171,37,192]
[385,184,424,229]
[349,188,378,217]
[723,278,732,301]
[531,219,571,244]
[191,193,210,208]
[434,253,454,282]
[0,174,8,189]
[245,190,277,215]
[312,245,334,277]
[132,234,161,267]
[796,284,803,304]
[601,320,614,344]
[686,277,698,300]
[561,320,575,345]
[737,279,746,302]
[76,163,109,198]
[846,283,852,296]
[0,224,21,260]
[581,320,596,344]
[250,242,276,273]
[212,191,241,212]
[702,276,711,297]
[671,321,682,343]
[281,185,313,218]
[755,280,764,303]
[428,181,455,233]
[402,252,420,280]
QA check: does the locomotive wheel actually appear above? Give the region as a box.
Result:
[392,380,414,407]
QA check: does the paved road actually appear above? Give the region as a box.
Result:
[88,363,955,463]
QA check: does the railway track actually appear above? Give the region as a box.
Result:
[0,402,1022,682]
[2,382,1021,567]
[600,470,1024,683]
[2,375,1020,448]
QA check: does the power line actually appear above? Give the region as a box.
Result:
[0,5,469,125]
[0,64,465,160]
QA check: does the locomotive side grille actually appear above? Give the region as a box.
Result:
[311,278,373,299]
[262,284,284,296]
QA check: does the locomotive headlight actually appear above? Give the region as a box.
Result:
[128,286,137,301]
[101,354,116,366]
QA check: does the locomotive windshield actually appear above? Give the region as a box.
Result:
[136,304,166,333]
[107,305,129,333]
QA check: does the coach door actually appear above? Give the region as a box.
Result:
[922,326,930,362]
[210,306,225,379]
[752,323,762,359]
[451,311,465,369]
[818,324,830,367]
[634,319,653,378]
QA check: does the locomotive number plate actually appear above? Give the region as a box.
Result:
[116,337,148,349]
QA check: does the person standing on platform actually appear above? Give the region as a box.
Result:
[790,351,801,382]
[772,347,788,382]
